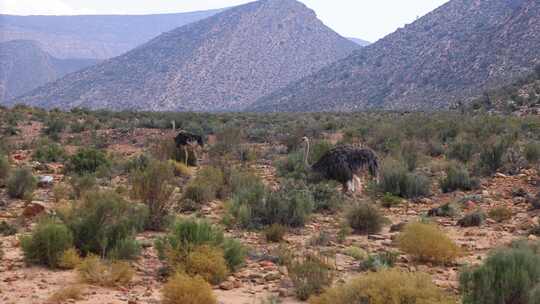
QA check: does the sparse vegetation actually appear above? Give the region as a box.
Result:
[21,218,73,268]
[264,223,287,243]
[7,167,37,199]
[288,253,334,301]
[488,206,512,222]
[378,160,430,198]
[77,255,134,286]
[67,148,110,175]
[440,164,479,193]
[346,202,385,234]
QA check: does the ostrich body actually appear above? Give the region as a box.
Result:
[302,137,379,193]
[175,131,204,166]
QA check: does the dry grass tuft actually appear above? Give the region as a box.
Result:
[77,255,133,287]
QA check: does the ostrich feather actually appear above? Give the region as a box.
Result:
[175,131,204,147]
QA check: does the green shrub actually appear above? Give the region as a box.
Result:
[478,138,509,175]
[229,179,314,229]
[346,202,385,235]
[440,164,479,193]
[360,251,399,271]
[7,167,37,199]
[378,161,430,198]
[59,248,82,269]
[401,141,420,171]
[488,206,512,222]
[458,211,486,227]
[0,153,10,184]
[43,117,66,141]
[460,242,540,304]
[264,224,287,243]
[130,160,175,230]
[277,150,309,180]
[155,219,245,272]
[69,174,97,198]
[428,203,459,217]
[182,166,224,204]
[398,222,461,264]
[310,269,455,304]
[59,191,147,259]
[162,272,217,304]
[447,140,475,163]
[0,220,17,236]
[288,253,334,301]
[343,246,368,261]
[67,148,110,175]
[525,141,540,164]
[310,181,344,212]
[21,218,73,268]
[33,140,66,163]
[381,193,402,208]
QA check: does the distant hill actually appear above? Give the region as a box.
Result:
[0,40,97,103]
[251,0,540,112]
[348,37,370,47]
[12,0,359,111]
[0,10,221,59]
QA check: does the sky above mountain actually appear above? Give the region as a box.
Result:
[0,0,449,42]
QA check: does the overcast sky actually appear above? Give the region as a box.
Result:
[0,0,449,42]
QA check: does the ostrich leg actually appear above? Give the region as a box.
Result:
[184,146,189,166]
[353,175,363,194]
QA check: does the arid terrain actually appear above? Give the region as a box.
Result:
[1,107,539,304]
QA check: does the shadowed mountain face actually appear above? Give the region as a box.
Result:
[0,40,97,103]
[251,0,540,112]
[0,10,222,59]
[348,37,370,47]
[12,0,359,112]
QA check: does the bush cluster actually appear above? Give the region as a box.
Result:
[7,167,37,199]
[182,166,224,205]
[33,139,66,163]
[378,161,430,198]
[460,242,540,304]
[66,148,110,175]
[440,164,479,193]
[21,219,73,268]
[346,202,385,234]
[155,219,245,282]
[288,253,334,301]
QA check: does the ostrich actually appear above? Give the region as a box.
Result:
[175,131,204,166]
[302,137,379,193]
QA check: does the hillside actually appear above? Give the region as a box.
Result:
[348,37,370,47]
[251,0,540,112]
[12,0,359,112]
[0,10,221,59]
[0,40,97,103]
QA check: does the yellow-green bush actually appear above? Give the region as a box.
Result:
[162,272,217,304]
[398,222,461,264]
[185,245,228,284]
[309,269,455,304]
[59,248,82,269]
[21,219,73,268]
[77,255,133,287]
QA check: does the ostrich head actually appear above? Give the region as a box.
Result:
[301,136,310,168]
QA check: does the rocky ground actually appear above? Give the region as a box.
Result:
[1,126,539,304]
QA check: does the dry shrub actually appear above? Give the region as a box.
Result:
[185,245,228,284]
[264,223,287,243]
[288,253,335,301]
[169,160,192,177]
[309,269,455,304]
[77,255,133,287]
[52,183,70,202]
[488,206,512,222]
[59,248,82,269]
[398,222,461,264]
[162,272,217,304]
[48,284,85,303]
[346,202,385,234]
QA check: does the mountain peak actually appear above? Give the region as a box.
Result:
[13,0,359,111]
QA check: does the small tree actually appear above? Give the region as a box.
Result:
[131,160,175,230]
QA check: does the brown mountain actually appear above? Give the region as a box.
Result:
[0,40,97,103]
[251,0,540,112]
[11,0,359,111]
[0,10,221,59]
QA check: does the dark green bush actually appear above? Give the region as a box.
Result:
[447,140,475,163]
[67,148,110,175]
[440,164,479,193]
[428,203,459,217]
[182,166,224,204]
[478,138,509,175]
[7,167,37,199]
[0,221,17,236]
[69,174,97,199]
[0,153,9,185]
[21,218,73,268]
[457,211,486,227]
[460,242,540,304]
[43,117,66,141]
[525,141,540,164]
[33,139,66,163]
[346,202,385,234]
[264,224,287,243]
[229,179,314,229]
[130,160,175,230]
[59,191,147,259]
[310,181,344,212]
[378,161,430,198]
[288,253,334,301]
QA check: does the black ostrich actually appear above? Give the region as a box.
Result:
[175,131,204,166]
[302,137,379,193]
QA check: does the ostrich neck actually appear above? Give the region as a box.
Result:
[304,140,311,169]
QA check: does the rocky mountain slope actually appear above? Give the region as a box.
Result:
[12,0,359,112]
[251,0,540,112]
[0,40,97,103]
[0,10,221,59]
[348,37,370,47]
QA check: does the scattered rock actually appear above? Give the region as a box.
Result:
[22,202,46,218]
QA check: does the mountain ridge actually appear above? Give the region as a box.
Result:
[11,0,360,111]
